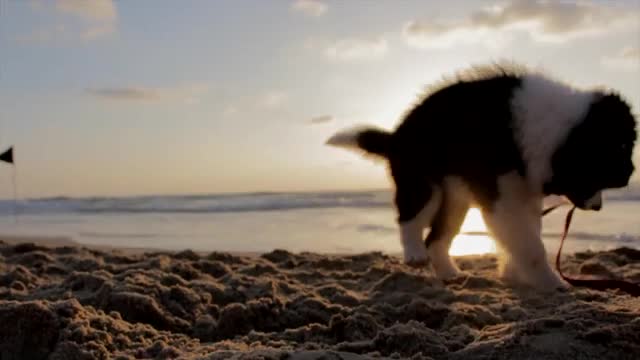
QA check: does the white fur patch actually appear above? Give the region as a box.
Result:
[326,126,367,149]
[481,172,567,290]
[400,222,429,265]
[427,240,461,279]
[511,74,596,192]
[399,186,442,265]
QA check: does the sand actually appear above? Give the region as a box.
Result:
[0,238,639,359]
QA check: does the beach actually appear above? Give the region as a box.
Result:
[1,236,639,359]
[3,0,640,358]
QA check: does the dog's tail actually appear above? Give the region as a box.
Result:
[326,125,392,158]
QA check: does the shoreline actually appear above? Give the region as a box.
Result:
[0,233,632,265]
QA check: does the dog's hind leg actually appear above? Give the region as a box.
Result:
[395,179,442,266]
[425,177,470,279]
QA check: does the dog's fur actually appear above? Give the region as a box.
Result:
[327,63,637,290]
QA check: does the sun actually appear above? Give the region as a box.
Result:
[448,208,497,256]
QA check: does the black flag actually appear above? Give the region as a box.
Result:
[0,147,13,164]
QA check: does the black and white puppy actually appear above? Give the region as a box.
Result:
[327,63,637,290]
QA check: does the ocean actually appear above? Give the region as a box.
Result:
[1,189,639,256]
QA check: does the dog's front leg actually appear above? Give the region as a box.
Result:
[482,173,568,290]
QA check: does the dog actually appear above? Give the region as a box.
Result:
[326,63,637,290]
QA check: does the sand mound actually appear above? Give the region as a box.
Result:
[0,240,639,359]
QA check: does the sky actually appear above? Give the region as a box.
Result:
[0,0,639,198]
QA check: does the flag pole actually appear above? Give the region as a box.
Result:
[0,146,16,222]
[11,162,17,223]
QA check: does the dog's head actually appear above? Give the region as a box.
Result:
[546,92,637,210]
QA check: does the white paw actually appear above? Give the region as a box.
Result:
[429,253,461,279]
[403,244,429,267]
[427,244,461,279]
[433,264,461,280]
[544,273,570,291]
[523,268,569,291]
[499,261,522,284]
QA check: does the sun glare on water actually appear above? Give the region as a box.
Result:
[448,208,497,256]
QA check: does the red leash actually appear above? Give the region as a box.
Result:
[551,206,640,297]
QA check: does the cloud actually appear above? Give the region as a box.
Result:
[291,0,327,17]
[403,0,640,49]
[602,46,640,71]
[86,84,208,104]
[303,37,322,51]
[80,23,116,40]
[15,24,67,45]
[260,91,289,109]
[21,0,117,42]
[326,37,388,62]
[222,105,239,117]
[56,0,116,22]
[309,115,334,124]
[88,88,158,101]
